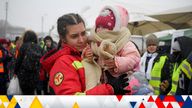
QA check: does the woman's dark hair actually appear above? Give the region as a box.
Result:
[44,35,53,43]
[57,13,85,49]
[23,30,38,44]
[15,36,20,43]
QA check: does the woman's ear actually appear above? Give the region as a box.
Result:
[61,38,66,43]
[59,35,65,42]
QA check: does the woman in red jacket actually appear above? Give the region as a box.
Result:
[41,13,130,95]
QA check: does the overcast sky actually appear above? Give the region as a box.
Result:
[0,0,94,33]
[0,0,192,33]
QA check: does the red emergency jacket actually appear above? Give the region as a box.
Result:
[41,44,114,95]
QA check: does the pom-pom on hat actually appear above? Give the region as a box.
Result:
[95,5,129,31]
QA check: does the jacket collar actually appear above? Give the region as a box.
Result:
[40,44,81,74]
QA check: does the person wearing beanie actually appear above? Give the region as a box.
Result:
[82,5,140,93]
[146,34,159,48]
[139,34,172,95]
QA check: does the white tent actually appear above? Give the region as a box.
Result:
[50,0,192,41]
[80,0,152,29]
[80,0,192,29]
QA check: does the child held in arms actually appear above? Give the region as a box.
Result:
[82,5,140,92]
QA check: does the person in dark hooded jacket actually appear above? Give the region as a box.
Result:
[14,30,43,95]
[37,35,57,95]
[168,36,192,95]
[43,36,57,54]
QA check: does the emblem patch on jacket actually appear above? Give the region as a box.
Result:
[54,72,64,86]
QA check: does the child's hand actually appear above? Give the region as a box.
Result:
[83,44,93,62]
[103,58,116,69]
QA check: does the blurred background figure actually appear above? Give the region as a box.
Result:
[13,36,21,59]
[14,30,42,95]
[43,35,57,54]
[8,36,22,79]
[37,35,57,95]
[0,38,12,94]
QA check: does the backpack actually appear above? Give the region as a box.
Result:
[18,43,43,89]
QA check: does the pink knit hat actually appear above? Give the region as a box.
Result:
[95,5,129,31]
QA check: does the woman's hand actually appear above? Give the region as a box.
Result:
[160,80,169,92]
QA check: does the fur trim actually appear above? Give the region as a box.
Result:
[102,5,122,31]
[102,5,129,31]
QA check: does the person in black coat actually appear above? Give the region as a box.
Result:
[43,36,57,54]
[14,30,43,95]
[170,36,192,95]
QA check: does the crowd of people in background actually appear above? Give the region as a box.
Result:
[0,32,58,95]
[0,5,192,95]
